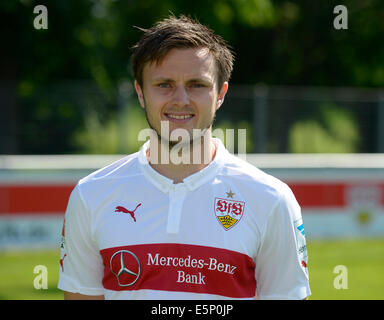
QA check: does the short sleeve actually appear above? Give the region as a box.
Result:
[255,185,311,300]
[58,184,104,295]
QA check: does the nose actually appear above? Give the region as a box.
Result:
[172,85,190,107]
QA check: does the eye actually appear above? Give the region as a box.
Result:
[158,83,171,88]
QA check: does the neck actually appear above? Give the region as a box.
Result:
[146,133,217,184]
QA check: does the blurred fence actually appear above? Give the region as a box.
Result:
[1,82,384,154]
[223,85,384,154]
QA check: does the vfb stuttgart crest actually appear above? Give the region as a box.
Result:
[214,198,245,230]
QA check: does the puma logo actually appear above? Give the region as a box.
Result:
[115,204,142,222]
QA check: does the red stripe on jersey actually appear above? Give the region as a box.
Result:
[100,243,256,298]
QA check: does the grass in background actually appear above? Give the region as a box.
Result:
[0,239,383,300]
[308,238,384,299]
[0,249,61,300]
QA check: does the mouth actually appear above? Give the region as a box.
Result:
[163,113,195,124]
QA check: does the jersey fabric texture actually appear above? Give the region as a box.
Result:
[58,139,311,300]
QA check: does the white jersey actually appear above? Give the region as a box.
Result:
[58,139,311,300]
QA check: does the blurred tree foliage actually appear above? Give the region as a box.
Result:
[289,102,360,153]
[1,0,384,154]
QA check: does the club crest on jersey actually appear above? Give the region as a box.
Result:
[214,197,245,230]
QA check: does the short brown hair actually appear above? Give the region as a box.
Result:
[131,15,234,90]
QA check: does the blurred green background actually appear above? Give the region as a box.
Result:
[1,0,384,154]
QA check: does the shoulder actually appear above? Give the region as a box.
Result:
[220,152,294,201]
[218,152,300,224]
[79,152,140,184]
[75,151,142,199]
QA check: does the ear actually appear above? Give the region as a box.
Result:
[134,80,145,108]
[216,82,229,111]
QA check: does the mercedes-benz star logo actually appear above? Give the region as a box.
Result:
[110,250,141,287]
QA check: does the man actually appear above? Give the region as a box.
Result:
[58,15,311,300]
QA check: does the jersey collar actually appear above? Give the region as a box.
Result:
[138,138,225,193]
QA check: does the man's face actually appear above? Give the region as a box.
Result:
[134,47,228,145]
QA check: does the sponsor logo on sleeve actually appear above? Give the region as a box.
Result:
[294,218,308,274]
[59,219,67,272]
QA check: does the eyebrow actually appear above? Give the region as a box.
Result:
[152,77,175,83]
[152,77,214,84]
